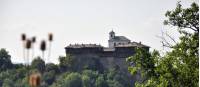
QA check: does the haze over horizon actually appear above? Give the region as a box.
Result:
[0,0,196,64]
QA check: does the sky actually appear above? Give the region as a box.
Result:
[0,0,197,64]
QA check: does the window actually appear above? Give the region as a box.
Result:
[114,43,116,46]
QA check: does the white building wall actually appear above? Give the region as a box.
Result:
[109,40,130,48]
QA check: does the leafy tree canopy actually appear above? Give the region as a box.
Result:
[0,49,13,71]
[127,2,199,87]
[31,57,45,73]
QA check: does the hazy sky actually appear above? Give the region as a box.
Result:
[0,0,197,64]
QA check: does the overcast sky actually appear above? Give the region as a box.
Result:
[0,0,197,64]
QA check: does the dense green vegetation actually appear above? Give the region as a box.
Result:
[127,2,199,87]
[0,50,131,87]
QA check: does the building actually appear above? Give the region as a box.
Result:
[65,30,149,57]
[65,30,149,66]
[65,30,149,84]
[108,30,131,48]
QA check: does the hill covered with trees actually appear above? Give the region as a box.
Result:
[0,49,132,87]
[0,1,198,87]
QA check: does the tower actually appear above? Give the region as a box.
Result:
[108,30,115,48]
[109,30,115,40]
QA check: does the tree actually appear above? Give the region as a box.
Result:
[82,75,92,87]
[0,69,27,87]
[43,71,56,85]
[82,57,104,72]
[45,63,59,73]
[0,49,13,71]
[20,76,29,87]
[31,57,45,73]
[50,72,70,87]
[2,78,14,87]
[59,54,75,72]
[106,68,131,87]
[106,80,123,87]
[164,2,199,33]
[127,2,199,87]
[95,75,108,87]
[82,70,99,86]
[61,73,83,87]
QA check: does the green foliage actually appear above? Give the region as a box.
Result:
[82,70,99,86]
[0,1,198,87]
[0,49,13,71]
[0,68,29,87]
[59,54,75,72]
[43,71,56,85]
[0,52,131,87]
[31,57,45,73]
[164,2,199,32]
[59,54,104,72]
[82,57,104,72]
[0,43,130,87]
[2,78,14,87]
[20,76,29,87]
[50,72,71,87]
[107,79,123,87]
[127,2,199,87]
[82,75,92,87]
[50,69,130,87]
[106,68,131,87]
[60,73,83,87]
[46,63,59,73]
[95,75,108,87]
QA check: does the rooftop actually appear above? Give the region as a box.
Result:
[115,42,149,47]
[65,41,149,48]
[109,36,130,42]
[66,44,102,48]
[65,31,149,48]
